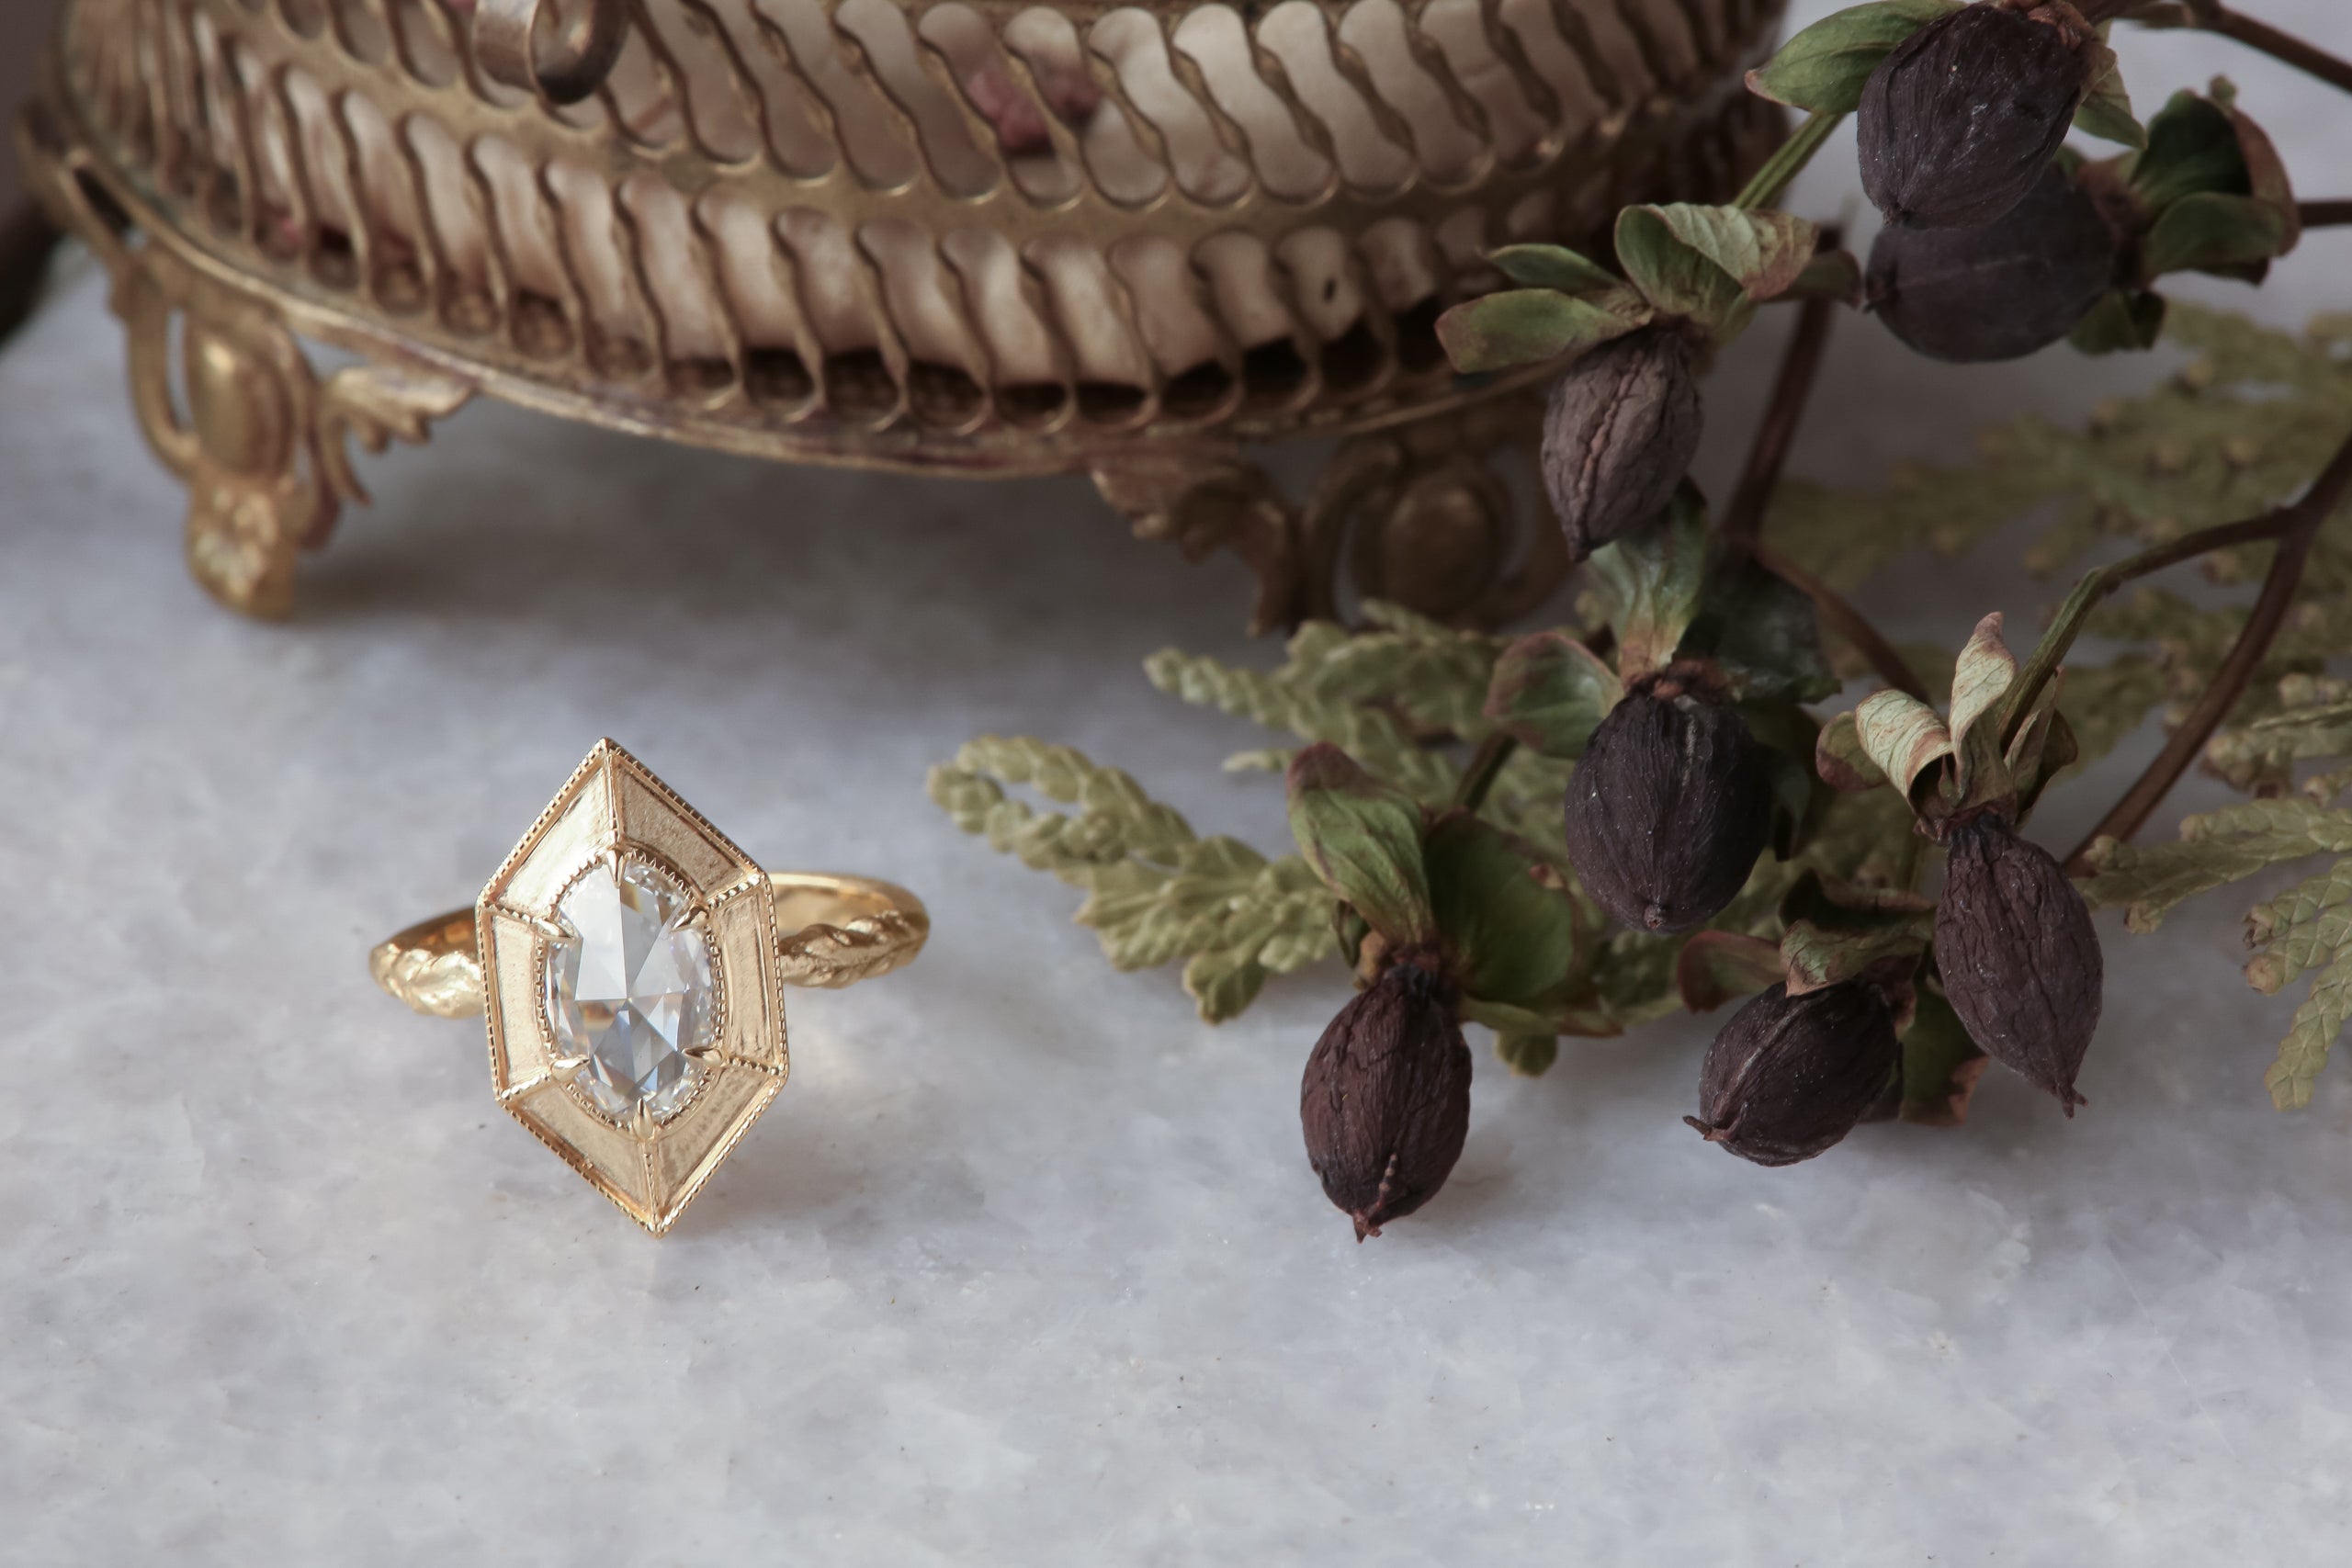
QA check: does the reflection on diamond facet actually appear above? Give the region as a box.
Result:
[544,856,716,1122]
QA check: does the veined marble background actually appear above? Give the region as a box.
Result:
[6,4,2352,1562]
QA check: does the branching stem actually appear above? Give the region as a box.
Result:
[1755,547,1934,704]
[1721,262,1841,558]
[2127,3,2352,97]
[1713,235,1926,704]
[2044,426,2352,874]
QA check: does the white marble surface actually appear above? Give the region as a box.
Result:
[7,6,2352,1561]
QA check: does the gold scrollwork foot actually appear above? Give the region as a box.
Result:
[111,248,472,618]
[1304,394,1569,629]
[1091,393,1567,634]
[1091,448,1309,635]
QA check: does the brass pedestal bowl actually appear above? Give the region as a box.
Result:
[19,0,1785,627]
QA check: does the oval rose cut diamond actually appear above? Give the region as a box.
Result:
[542,856,719,1123]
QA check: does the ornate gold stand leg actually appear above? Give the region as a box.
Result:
[17,104,472,618]
[113,249,473,617]
[1091,391,1568,633]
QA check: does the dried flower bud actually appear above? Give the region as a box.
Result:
[1563,671,1774,934]
[1300,958,1473,1240]
[1866,162,2118,363]
[1935,814,2102,1113]
[963,60,1103,157]
[1859,3,2090,231]
[1541,324,1702,560]
[1686,981,1901,1166]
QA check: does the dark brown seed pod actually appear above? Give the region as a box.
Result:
[1563,671,1774,934]
[1540,323,1702,561]
[1300,958,1473,1241]
[1935,815,2102,1114]
[1867,162,2119,363]
[1686,982,1901,1167]
[1858,3,2089,231]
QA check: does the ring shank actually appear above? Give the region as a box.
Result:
[370,872,927,1019]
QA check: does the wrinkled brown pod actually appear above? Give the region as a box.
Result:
[1563,670,1775,934]
[1935,814,2103,1113]
[1687,981,1901,1167]
[1300,958,1473,1240]
[1540,324,1702,560]
[1868,163,2120,363]
[1859,3,2090,230]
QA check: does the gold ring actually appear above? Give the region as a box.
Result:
[370,739,928,1235]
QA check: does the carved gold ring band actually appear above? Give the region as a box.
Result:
[370,739,928,1235]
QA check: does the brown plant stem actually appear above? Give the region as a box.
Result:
[2297,199,2352,229]
[1720,261,1842,558]
[1755,546,1935,704]
[2127,3,2352,97]
[1714,238,1926,704]
[2058,426,2352,874]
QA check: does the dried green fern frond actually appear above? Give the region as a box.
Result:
[2085,797,2352,1107]
[1142,604,1511,803]
[1769,303,2352,596]
[2205,675,2352,792]
[927,738,1333,1022]
[2083,798,2352,932]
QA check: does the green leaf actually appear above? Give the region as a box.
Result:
[1588,485,1709,680]
[1613,206,1817,341]
[1484,631,1621,759]
[1744,0,1960,114]
[1496,1033,1560,1077]
[1675,931,1786,1012]
[2141,192,2290,282]
[1744,699,1833,859]
[2267,945,2352,1109]
[1487,243,1622,295]
[1285,743,1435,944]
[2009,706,2079,822]
[1458,996,1561,1037]
[1897,987,1987,1125]
[1948,612,2018,805]
[2132,86,2253,213]
[1815,710,1888,793]
[1791,248,1864,307]
[1683,553,1838,703]
[2072,42,2143,150]
[1852,689,1952,802]
[1434,288,1652,374]
[1780,917,1928,994]
[1948,613,2017,753]
[2069,289,2168,355]
[1423,811,1580,1010]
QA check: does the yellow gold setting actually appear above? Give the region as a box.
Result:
[372,739,928,1234]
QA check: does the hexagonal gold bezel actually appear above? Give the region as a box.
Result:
[472,739,788,1235]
